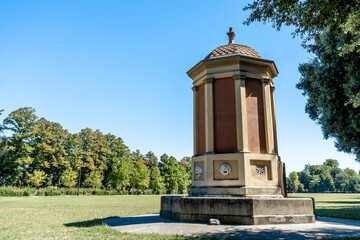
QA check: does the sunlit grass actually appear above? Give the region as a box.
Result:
[0,195,191,239]
[1,193,359,239]
[289,193,360,220]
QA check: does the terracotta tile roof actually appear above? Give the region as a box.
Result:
[205,43,261,60]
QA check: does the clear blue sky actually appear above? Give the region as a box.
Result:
[0,0,359,174]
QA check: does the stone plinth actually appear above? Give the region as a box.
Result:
[160,196,315,225]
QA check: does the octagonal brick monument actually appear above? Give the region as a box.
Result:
[160,28,315,225]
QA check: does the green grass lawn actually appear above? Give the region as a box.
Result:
[0,193,359,239]
[0,195,193,240]
[289,193,360,220]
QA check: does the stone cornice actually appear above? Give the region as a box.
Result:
[187,54,278,82]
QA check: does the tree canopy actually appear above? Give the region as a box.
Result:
[244,0,360,161]
[287,159,360,193]
[0,107,192,192]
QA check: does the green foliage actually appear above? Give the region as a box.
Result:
[344,168,358,177]
[244,1,360,162]
[295,159,360,193]
[108,158,131,189]
[160,154,191,193]
[44,187,62,196]
[287,171,301,192]
[83,171,103,188]
[33,118,69,186]
[130,158,150,190]
[297,25,360,161]
[144,151,158,169]
[27,170,47,188]
[2,107,38,186]
[243,0,360,50]
[297,171,311,191]
[60,168,78,188]
[160,154,179,192]
[324,159,339,169]
[0,107,192,193]
[149,168,164,192]
[0,137,10,185]
[177,164,191,191]
[0,187,33,196]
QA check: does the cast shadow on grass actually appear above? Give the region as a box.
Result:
[65,215,360,239]
[317,201,360,205]
[64,216,120,228]
[102,214,192,227]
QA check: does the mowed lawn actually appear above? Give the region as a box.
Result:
[0,193,360,239]
[0,195,189,240]
[289,193,360,220]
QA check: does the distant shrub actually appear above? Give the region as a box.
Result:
[109,190,118,195]
[93,189,104,195]
[0,187,34,197]
[0,186,190,197]
[45,188,62,196]
[144,189,153,195]
[36,188,46,196]
[65,188,78,195]
[117,190,128,195]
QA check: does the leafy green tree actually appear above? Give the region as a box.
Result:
[78,128,110,186]
[144,151,158,170]
[27,170,47,188]
[297,26,360,161]
[305,164,335,192]
[1,107,38,186]
[288,171,301,193]
[298,171,311,191]
[160,154,179,192]
[323,159,342,181]
[63,133,82,174]
[334,170,350,192]
[83,170,103,188]
[344,168,358,177]
[348,175,360,192]
[177,164,191,192]
[149,167,164,193]
[0,109,3,135]
[103,134,130,187]
[0,138,9,185]
[32,118,68,186]
[180,156,192,179]
[60,168,78,188]
[324,159,340,169]
[244,1,360,161]
[309,175,321,192]
[243,0,360,51]
[130,159,150,190]
[108,158,131,190]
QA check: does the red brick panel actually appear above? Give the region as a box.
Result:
[196,84,206,155]
[245,78,266,154]
[213,77,237,153]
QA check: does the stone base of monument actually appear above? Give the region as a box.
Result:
[160,196,315,225]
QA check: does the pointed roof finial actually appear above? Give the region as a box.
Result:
[227,27,235,44]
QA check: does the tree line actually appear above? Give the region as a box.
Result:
[2,107,359,194]
[287,159,360,193]
[0,107,191,192]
